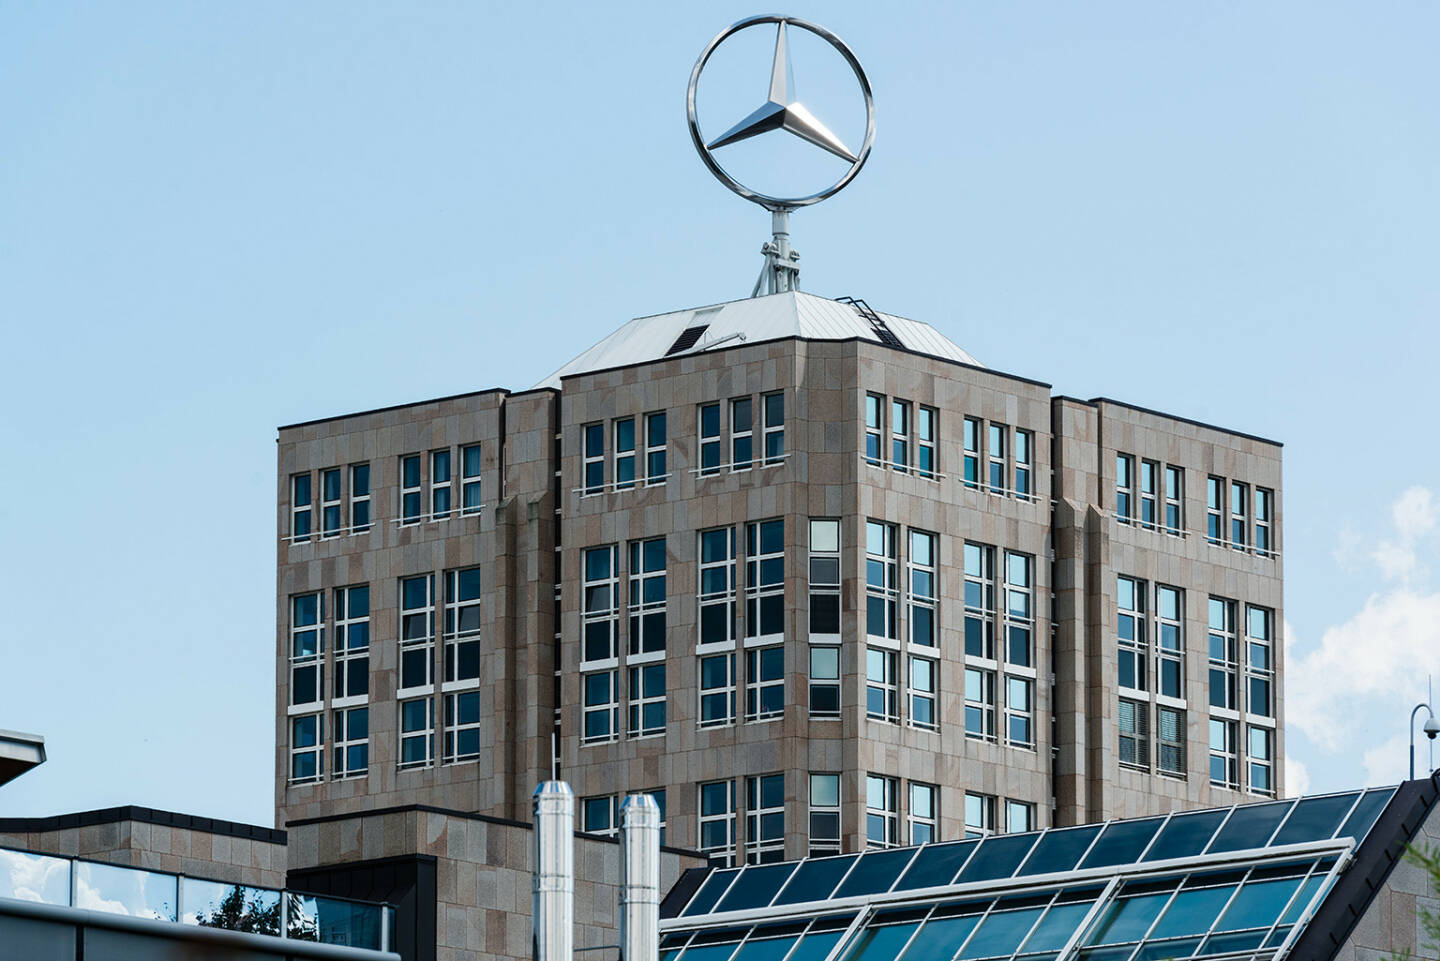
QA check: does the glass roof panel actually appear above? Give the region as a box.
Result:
[1018,900,1095,951]
[894,841,977,891]
[733,935,801,961]
[1207,801,1292,854]
[1017,826,1102,877]
[1130,938,1201,960]
[1141,809,1227,862]
[1084,892,1170,945]
[1147,882,1236,938]
[1078,817,1164,869]
[954,835,1039,884]
[1270,793,1361,847]
[834,849,919,899]
[1200,929,1268,954]
[955,906,1046,959]
[896,915,980,961]
[788,930,846,961]
[1280,875,1325,925]
[839,921,920,961]
[1214,876,1303,931]
[683,869,742,917]
[772,855,859,906]
[1075,944,1137,960]
[680,941,743,961]
[716,864,799,913]
[1338,787,1396,841]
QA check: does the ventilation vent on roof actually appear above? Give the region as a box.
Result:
[665,325,710,356]
[837,296,905,350]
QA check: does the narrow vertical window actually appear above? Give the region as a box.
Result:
[907,530,937,648]
[430,450,451,520]
[1157,706,1186,776]
[698,527,736,645]
[964,667,996,740]
[627,663,666,737]
[865,775,899,848]
[582,670,618,744]
[744,773,785,864]
[762,392,785,465]
[698,780,736,866]
[1139,459,1158,530]
[1005,676,1033,747]
[865,648,898,723]
[582,796,619,836]
[1006,801,1034,833]
[400,454,422,524]
[808,519,841,637]
[1117,576,1147,692]
[443,691,481,763]
[964,792,996,838]
[808,774,841,856]
[963,417,981,489]
[333,585,369,701]
[443,567,482,684]
[808,646,840,718]
[628,537,666,656]
[290,592,324,707]
[1246,605,1274,718]
[1156,585,1183,699]
[698,653,736,728]
[698,403,721,476]
[865,394,884,466]
[291,473,313,542]
[1115,454,1134,523]
[917,406,937,479]
[1248,726,1274,795]
[581,546,619,663]
[988,424,1007,494]
[745,647,784,722]
[1255,488,1273,557]
[613,417,636,491]
[1230,481,1248,550]
[1207,476,1223,545]
[582,424,605,494]
[730,397,753,471]
[349,463,371,533]
[399,575,435,691]
[290,714,323,783]
[1209,718,1238,788]
[1119,699,1149,769]
[964,543,995,659]
[891,399,910,472]
[1208,597,1237,711]
[745,519,784,641]
[908,783,937,845]
[1164,466,1182,536]
[644,412,667,484]
[321,468,342,538]
[1004,552,1033,668]
[398,697,434,769]
[909,657,936,731]
[1014,429,1032,500]
[332,706,368,778]
[461,444,482,514]
[865,521,899,641]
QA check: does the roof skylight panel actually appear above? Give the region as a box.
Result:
[833,849,920,899]
[1205,801,1293,854]
[1014,825,1103,878]
[1268,792,1361,847]
[1336,786,1395,842]
[1139,809,1228,862]
[771,854,858,907]
[683,868,743,917]
[893,841,978,892]
[955,835,1040,884]
[1078,818,1165,870]
[715,864,799,913]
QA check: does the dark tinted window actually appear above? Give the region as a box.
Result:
[716,864,797,913]
[1019,826,1102,876]
[1271,794,1360,847]
[1080,818,1164,869]
[682,869,740,917]
[895,841,977,891]
[1338,787,1395,842]
[1142,810,1227,862]
[771,855,856,906]
[834,849,917,898]
[1208,802,1291,854]
[955,834,1038,883]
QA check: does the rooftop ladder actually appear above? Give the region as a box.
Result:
[836,296,905,350]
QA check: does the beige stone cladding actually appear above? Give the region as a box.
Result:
[285,807,706,961]
[1333,794,1440,961]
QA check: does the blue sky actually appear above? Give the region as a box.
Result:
[2,2,1438,827]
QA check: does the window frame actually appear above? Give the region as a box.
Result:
[581,545,620,666]
[908,655,937,732]
[398,696,434,770]
[698,403,721,476]
[582,669,619,745]
[430,449,452,521]
[349,462,371,533]
[400,454,422,525]
[698,779,737,866]
[644,412,667,485]
[907,529,938,649]
[808,773,841,857]
[582,423,605,495]
[865,646,899,724]
[289,592,325,710]
[628,537,667,658]
[865,774,899,849]
[730,396,754,472]
[908,782,937,845]
[1115,453,1134,523]
[865,520,899,643]
[917,405,937,479]
[744,773,785,864]
[962,417,981,489]
[461,444,483,515]
[698,652,736,729]
[291,473,313,542]
[332,706,368,779]
[443,567,482,688]
[628,662,667,738]
[698,527,737,648]
[332,585,369,704]
[613,417,637,491]
[744,645,784,723]
[321,467,342,538]
[398,574,435,693]
[744,519,785,643]
[762,391,785,466]
[290,713,324,784]
[988,423,1008,495]
[442,690,482,764]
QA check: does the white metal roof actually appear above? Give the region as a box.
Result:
[533,291,982,389]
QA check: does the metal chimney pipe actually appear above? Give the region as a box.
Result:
[619,793,661,961]
[532,781,574,961]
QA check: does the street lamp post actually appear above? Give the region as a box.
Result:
[1410,702,1440,779]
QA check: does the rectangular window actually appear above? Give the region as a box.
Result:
[808,773,841,856]
[865,394,884,467]
[461,444,482,514]
[1005,676,1033,747]
[963,417,981,489]
[891,399,910,472]
[1014,429,1032,500]
[1207,476,1223,545]
[332,706,368,778]
[1248,726,1274,795]
[917,406,937,479]
[1158,706,1186,776]
[1231,481,1249,550]
[1117,576,1147,692]
[909,657,937,731]
[321,468,342,538]
[1156,584,1184,699]
[628,663,666,737]
[698,527,736,646]
[908,530,937,648]
[964,792,995,839]
[1246,605,1274,718]
[964,542,995,659]
[582,796,619,836]
[650,789,668,846]
[808,646,840,718]
[583,424,605,494]
[645,412,667,484]
[628,538,667,656]
[1210,718,1238,788]
[399,574,435,691]
[763,392,785,465]
[988,424,1007,494]
[745,773,785,864]
[582,670,619,744]
[1004,552,1033,667]
[1006,800,1035,833]
[699,403,721,476]
[699,653,736,728]
[865,521,899,641]
[866,648,898,723]
[582,546,619,664]
[698,779,736,866]
[290,714,323,783]
[333,585,369,701]
[965,667,996,740]
[1163,466,1182,536]
[614,417,636,491]
[808,519,841,637]
[745,519,784,641]
[731,397,753,471]
[443,568,482,685]
[430,450,451,520]
[1139,459,1158,530]
[1119,698,1149,769]
[443,691,481,763]
[401,454,421,524]
[291,473,312,542]
[290,592,324,708]
[908,783,937,845]
[1208,597,1237,711]
[1115,453,1134,523]
[398,697,434,769]
[350,463,371,533]
[745,647,784,722]
[866,774,898,848]
[1255,488,1273,556]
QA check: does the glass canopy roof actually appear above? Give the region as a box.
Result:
[661,788,1396,961]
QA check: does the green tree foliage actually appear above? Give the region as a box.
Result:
[194,884,281,936]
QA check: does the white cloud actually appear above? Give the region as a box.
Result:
[1370,486,1438,583]
[1362,731,1416,786]
[1284,754,1311,797]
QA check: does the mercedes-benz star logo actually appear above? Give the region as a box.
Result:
[688,15,875,211]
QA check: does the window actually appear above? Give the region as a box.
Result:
[332,707,367,778]
[1248,726,1274,795]
[1004,552,1033,667]
[963,417,981,489]
[1117,576,1147,692]
[645,412,667,484]
[1210,719,1238,788]
[291,473,312,542]
[628,663,666,737]
[321,468,341,537]
[964,792,996,838]
[582,670,618,743]
[1230,481,1248,550]
[628,538,666,656]
[698,780,736,865]
[866,648,898,723]
[866,521,898,641]
[1006,800,1034,833]
[909,657,937,730]
[582,796,619,836]
[399,575,434,691]
[1005,676,1033,747]
[866,774,898,848]
[1246,605,1274,718]
[431,450,451,520]
[988,424,1007,494]
[1158,706,1186,776]
[401,454,421,524]
[1139,459,1157,530]
[964,542,996,659]
[614,417,636,491]
[1207,476,1223,545]
[808,774,841,856]
[908,783,937,845]
[745,647,784,722]
[917,406,936,479]
[1119,699,1149,769]
[443,568,482,685]
[745,773,785,863]
[908,530,937,648]
[1115,454,1134,523]
[1208,598,1237,711]
[965,667,996,740]
[1163,466,1182,535]
[698,403,721,475]
[1255,488,1273,556]
[865,394,884,466]
[1014,429,1032,500]
[808,646,840,718]
[808,519,841,637]
[745,519,784,640]
[443,691,481,763]
[461,444,482,514]
[350,463,371,533]
[582,424,605,494]
[1156,585,1183,699]
[763,392,785,465]
[699,653,736,728]
[731,397,753,471]
[582,546,619,663]
[699,527,736,646]
[398,697,433,769]
[891,399,910,472]
[290,714,323,783]
[290,593,324,707]
[333,585,369,701]
[649,789,668,846]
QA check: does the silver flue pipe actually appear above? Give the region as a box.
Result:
[532,781,574,961]
[619,793,662,961]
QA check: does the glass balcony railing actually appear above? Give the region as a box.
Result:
[0,846,393,952]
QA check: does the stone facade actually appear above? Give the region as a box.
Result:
[1334,792,1440,960]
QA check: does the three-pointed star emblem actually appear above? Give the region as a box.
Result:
[705,21,857,163]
